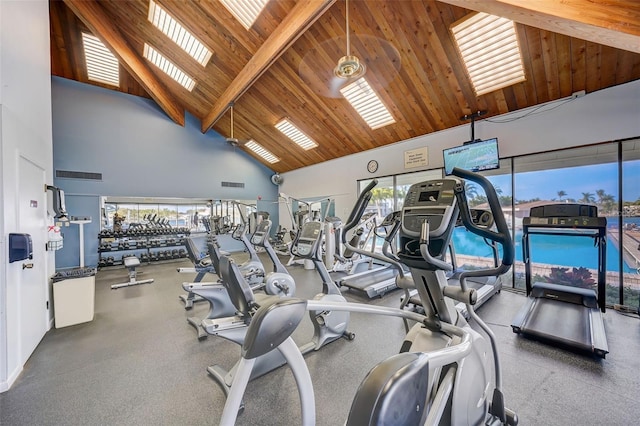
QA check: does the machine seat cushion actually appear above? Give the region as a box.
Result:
[346,352,430,426]
[124,256,140,268]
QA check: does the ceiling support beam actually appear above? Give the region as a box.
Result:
[64,0,185,126]
[201,0,336,133]
[439,0,640,54]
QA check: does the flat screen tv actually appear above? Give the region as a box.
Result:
[443,138,500,175]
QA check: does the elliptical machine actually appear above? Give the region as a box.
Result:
[182,219,289,340]
[290,220,354,349]
[216,168,518,425]
[202,219,353,411]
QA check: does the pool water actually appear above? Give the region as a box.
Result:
[452,228,635,274]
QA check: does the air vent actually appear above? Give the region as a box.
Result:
[56,170,103,180]
[221,181,245,188]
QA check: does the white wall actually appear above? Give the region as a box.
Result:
[0,0,54,392]
[279,81,640,226]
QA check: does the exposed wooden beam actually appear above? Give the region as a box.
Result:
[439,0,640,54]
[201,0,336,133]
[63,0,185,126]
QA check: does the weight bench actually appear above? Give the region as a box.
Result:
[111,256,154,290]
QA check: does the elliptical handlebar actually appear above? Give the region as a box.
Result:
[342,179,378,244]
[451,167,514,270]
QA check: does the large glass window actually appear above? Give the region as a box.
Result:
[356,139,640,307]
[451,160,513,286]
[622,139,640,308]
[396,170,443,210]
[513,144,620,303]
[103,200,210,232]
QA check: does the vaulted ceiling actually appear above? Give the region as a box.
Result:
[50,0,640,173]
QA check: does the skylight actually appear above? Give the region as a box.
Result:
[82,33,119,87]
[451,12,525,96]
[340,78,395,130]
[143,43,195,91]
[275,119,318,150]
[148,0,212,66]
[220,0,269,30]
[245,140,280,163]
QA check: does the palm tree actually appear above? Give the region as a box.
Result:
[600,194,616,214]
[464,182,479,199]
[557,190,567,201]
[580,192,596,204]
[370,187,394,218]
[595,189,607,204]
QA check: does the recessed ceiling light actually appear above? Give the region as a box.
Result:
[275,119,318,150]
[245,140,279,163]
[148,0,212,66]
[143,43,195,91]
[340,78,395,130]
[82,33,119,87]
[451,12,526,96]
[220,0,269,30]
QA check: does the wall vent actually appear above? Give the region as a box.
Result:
[221,181,245,188]
[56,170,103,180]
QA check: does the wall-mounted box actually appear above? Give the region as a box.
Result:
[9,233,33,263]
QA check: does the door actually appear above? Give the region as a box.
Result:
[17,156,48,363]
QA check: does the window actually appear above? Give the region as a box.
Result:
[82,33,119,87]
[220,0,269,30]
[143,43,196,91]
[275,119,317,150]
[513,145,620,301]
[245,140,279,163]
[340,78,395,129]
[148,0,212,66]
[621,139,640,308]
[451,12,525,95]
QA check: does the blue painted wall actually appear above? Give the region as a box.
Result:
[57,195,101,268]
[51,77,278,268]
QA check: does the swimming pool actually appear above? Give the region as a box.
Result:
[452,226,636,274]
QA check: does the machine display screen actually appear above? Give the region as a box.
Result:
[443,138,500,175]
[418,190,440,202]
[300,223,321,239]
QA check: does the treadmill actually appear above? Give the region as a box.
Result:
[336,211,404,298]
[511,203,609,358]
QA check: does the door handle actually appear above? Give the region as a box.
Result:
[23,263,34,270]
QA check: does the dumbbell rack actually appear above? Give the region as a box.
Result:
[97,228,191,268]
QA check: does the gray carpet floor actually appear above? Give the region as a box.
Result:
[1,254,639,425]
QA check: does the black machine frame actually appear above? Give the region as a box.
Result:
[513,203,609,358]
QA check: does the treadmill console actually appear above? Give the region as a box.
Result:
[401,179,458,237]
[524,203,605,229]
[524,216,607,229]
[250,219,272,246]
[529,203,597,218]
[292,221,322,259]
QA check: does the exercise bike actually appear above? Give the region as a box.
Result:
[217,168,518,425]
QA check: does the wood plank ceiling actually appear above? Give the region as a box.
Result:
[50,0,640,173]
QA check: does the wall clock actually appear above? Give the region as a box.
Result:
[367,160,378,174]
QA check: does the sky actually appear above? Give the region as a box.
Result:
[485,161,640,202]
